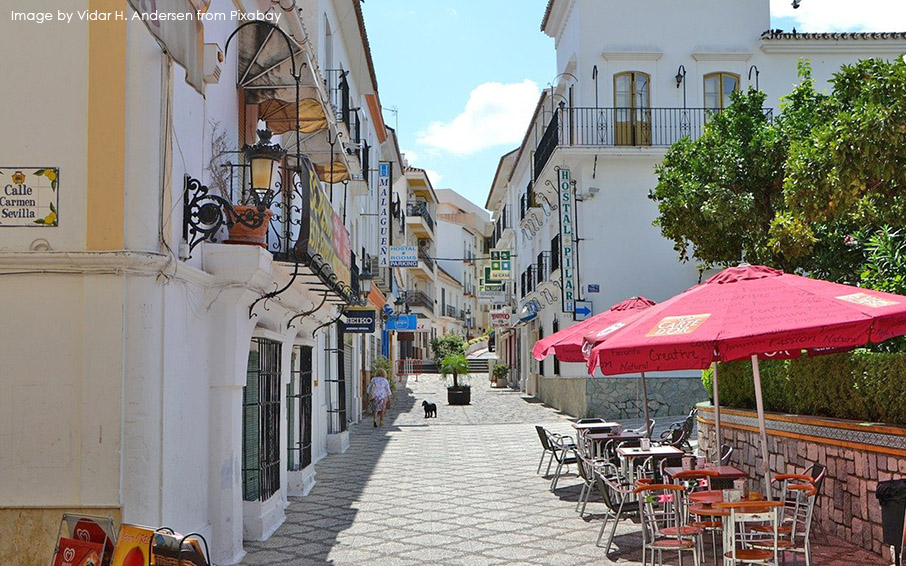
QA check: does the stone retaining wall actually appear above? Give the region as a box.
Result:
[698,404,906,560]
[536,376,708,419]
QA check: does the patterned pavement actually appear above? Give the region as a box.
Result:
[240,373,886,566]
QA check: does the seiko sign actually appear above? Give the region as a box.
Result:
[344,308,376,333]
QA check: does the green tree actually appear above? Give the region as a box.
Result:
[650,88,788,269]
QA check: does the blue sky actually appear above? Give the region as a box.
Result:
[361,0,906,210]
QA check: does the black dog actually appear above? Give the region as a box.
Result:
[422,400,437,418]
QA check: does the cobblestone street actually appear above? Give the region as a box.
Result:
[241,374,887,566]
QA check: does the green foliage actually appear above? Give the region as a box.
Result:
[432,333,466,364]
[701,350,906,423]
[654,58,906,287]
[440,353,470,389]
[492,363,509,379]
[651,88,787,268]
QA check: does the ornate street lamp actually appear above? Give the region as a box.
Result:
[243,128,286,209]
[358,262,373,306]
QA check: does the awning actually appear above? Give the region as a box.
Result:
[258,98,328,134]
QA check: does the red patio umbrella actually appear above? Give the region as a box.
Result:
[587,264,906,497]
[532,296,655,363]
[531,296,656,429]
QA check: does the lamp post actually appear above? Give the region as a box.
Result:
[358,262,373,306]
[675,65,687,108]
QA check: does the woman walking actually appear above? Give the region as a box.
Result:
[367,369,392,427]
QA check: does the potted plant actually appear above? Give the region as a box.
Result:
[492,363,509,388]
[440,353,471,405]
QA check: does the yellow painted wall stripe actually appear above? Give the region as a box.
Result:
[86,0,126,250]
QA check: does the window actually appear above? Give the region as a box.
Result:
[287,345,313,471]
[614,71,651,146]
[704,72,739,110]
[243,338,282,502]
[552,320,560,375]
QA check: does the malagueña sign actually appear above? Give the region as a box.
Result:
[0,167,58,226]
[557,168,577,317]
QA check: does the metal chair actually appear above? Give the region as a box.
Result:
[717,500,784,565]
[534,425,557,475]
[635,483,702,566]
[753,478,818,565]
[548,431,578,491]
[575,451,599,517]
[672,469,720,565]
[630,418,656,438]
[660,407,698,452]
[711,443,733,465]
[594,462,638,556]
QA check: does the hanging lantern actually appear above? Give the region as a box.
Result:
[243,128,286,208]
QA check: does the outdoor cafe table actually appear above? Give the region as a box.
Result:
[571,421,622,444]
[584,431,645,459]
[664,464,748,490]
[616,445,684,482]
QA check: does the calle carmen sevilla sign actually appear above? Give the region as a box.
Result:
[0,168,59,226]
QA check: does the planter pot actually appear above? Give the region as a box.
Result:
[447,386,471,405]
[225,205,273,248]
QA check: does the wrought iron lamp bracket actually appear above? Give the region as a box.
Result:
[287,291,330,328]
[249,261,301,319]
[183,175,270,257]
[313,309,345,337]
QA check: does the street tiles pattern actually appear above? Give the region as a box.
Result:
[241,374,885,566]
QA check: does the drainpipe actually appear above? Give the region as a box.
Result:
[276,0,308,48]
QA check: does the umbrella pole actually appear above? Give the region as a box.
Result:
[712,361,721,462]
[640,372,651,436]
[750,354,772,500]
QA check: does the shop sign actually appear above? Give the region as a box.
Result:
[293,160,351,285]
[587,284,600,293]
[344,308,376,333]
[414,319,430,332]
[489,249,512,279]
[478,289,506,304]
[378,162,391,267]
[557,168,578,317]
[0,168,58,226]
[389,245,417,267]
[490,310,512,328]
[385,313,417,331]
[480,281,505,292]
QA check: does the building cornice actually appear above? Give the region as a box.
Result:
[691,51,753,62]
[601,50,663,61]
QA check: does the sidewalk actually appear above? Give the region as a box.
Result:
[240,373,886,565]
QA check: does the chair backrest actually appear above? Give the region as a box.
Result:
[535,425,552,451]
[646,419,656,438]
[671,469,719,493]
[594,463,632,512]
[682,407,698,435]
[804,463,827,493]
[719,444,733,465]
[634,484,688,543]
[576,451,595,483]
[717,501,783,561]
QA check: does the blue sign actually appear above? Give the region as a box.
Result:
[385,314,418,331]
[574,301,592,321]
[587,284,600,293]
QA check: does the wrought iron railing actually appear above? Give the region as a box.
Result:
[324,69,350,126]
[407,201,435,232]
[535,106,774,177]
[407,290,434,313]
[444,305,457,319]
[418,251,435,272]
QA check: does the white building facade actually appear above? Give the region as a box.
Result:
[0,1,406,564]
[488,0,906,419]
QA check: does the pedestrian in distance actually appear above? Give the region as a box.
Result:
[367,369,392,427]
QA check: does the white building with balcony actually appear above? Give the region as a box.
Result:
[0,1,404,564]
[487,0,906,419]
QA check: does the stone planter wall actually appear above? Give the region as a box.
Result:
[537,376,708,419]
[698,403,906,560]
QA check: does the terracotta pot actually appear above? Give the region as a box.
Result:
[225,205,273,248]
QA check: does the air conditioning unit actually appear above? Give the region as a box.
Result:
[418,239,430,249]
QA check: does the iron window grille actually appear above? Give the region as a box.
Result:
[243,337,282,502]
[325,324,348,434]
[287,345,313,471]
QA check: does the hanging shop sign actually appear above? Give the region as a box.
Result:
[127,0,205,94]
[378,161,391,267]
[343,308,376,333]
[574,300,592,321]
[557,168,578,317]
[389,245,417,267]
[489,249,512,280]
[293,159,351,286]
[385,314,417,331]
[478,289,506,304]
[0,168,58,226]
[489,309,512,328]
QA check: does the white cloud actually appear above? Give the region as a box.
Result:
[416,79,540,155]
[424,169,443,187]
[770,0,906,32]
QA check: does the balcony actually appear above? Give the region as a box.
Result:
[534,106,774,180]
[406,290,434,314]
[406,201,435,237]
[418,252,435,272]
[444,305,458,319]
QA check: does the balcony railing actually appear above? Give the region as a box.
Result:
[535,106,774,179]
[406,290,434,313]
[418,252,435,272]
[407,201,435,232]
[444,305,457,318]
